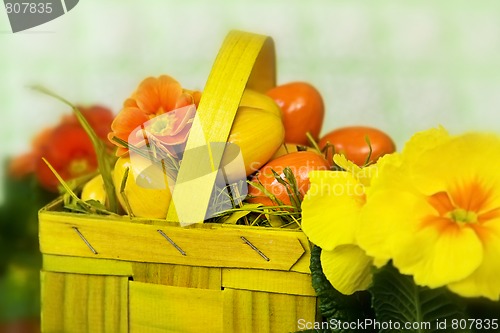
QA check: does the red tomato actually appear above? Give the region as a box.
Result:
[247,151,329,206]
[319,126,396,167]
[266,82,324,146]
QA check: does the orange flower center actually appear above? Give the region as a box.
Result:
[423,178,500,236]
[149,113,177,136]
[447,208,478,224]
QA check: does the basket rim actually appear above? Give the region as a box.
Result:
[39,198,312,274]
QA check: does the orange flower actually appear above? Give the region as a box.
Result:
[108,75,201,157]
[9,105,114,191]
[35,123,98,191]
[62,105,115,144]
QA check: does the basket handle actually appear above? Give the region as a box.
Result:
[166,30,276,224]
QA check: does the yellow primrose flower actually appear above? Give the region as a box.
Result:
[302,153,392,294]
[333,154,378,187]
[302,169,366,252]
[357,129,500,301]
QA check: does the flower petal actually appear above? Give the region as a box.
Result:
[111,107,148,135]
[401,126,450,162]
[123,98,138,108]
[183,88,202,106]
[410,133,500,201]
[448,221,500,300]
[302,170,365,251]
[175,93,195,109]
[321,245,373,295]
[358,190,433,266]
[157,75,184,111]
[333,154,361,175]
[394,222,483,288]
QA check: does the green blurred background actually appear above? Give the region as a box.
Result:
[1,0,500,327]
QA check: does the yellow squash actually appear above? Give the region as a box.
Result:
[226,89,285,175]
[81,175,107,205]
[112,156,172,219]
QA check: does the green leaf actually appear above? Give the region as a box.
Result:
[31,85,118,213]
[370,263,470,333]
[310,246,375,333]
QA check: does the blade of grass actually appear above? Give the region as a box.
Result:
[119,167,134,217]
[306,131,321,153]
[42,158,116,215]
[32,85,118,213]
[363,136,373,166]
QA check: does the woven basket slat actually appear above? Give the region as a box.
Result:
[227,288,316,333]
[41,272,128,333]
[129,282,224,333]
[221,268,315,296]
[131,263,222,290]
[43,254,133,276]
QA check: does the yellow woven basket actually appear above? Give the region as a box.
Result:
[39,30,317,333]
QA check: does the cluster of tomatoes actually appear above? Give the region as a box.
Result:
[247,82,396,206]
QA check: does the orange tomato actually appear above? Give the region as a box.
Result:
[319,126,396,167]
[247,151,329,206]
[266,82,324,146]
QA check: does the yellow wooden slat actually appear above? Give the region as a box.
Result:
[87,276,104,333]
[253,291,271,333]
[103,276,128,332]
[166,30,276,224]
[222,288,235,333]
[132,263,221,289]
[222,268,315,296]
[231,289,253,332]
[296,295,320,325]
[41,271,128,333]
[225,288,316,333]
[43,254,133,276]
[41,271,65,332]
[129,281,223,333]
[62,273,89,331]
[39,213,307,272]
